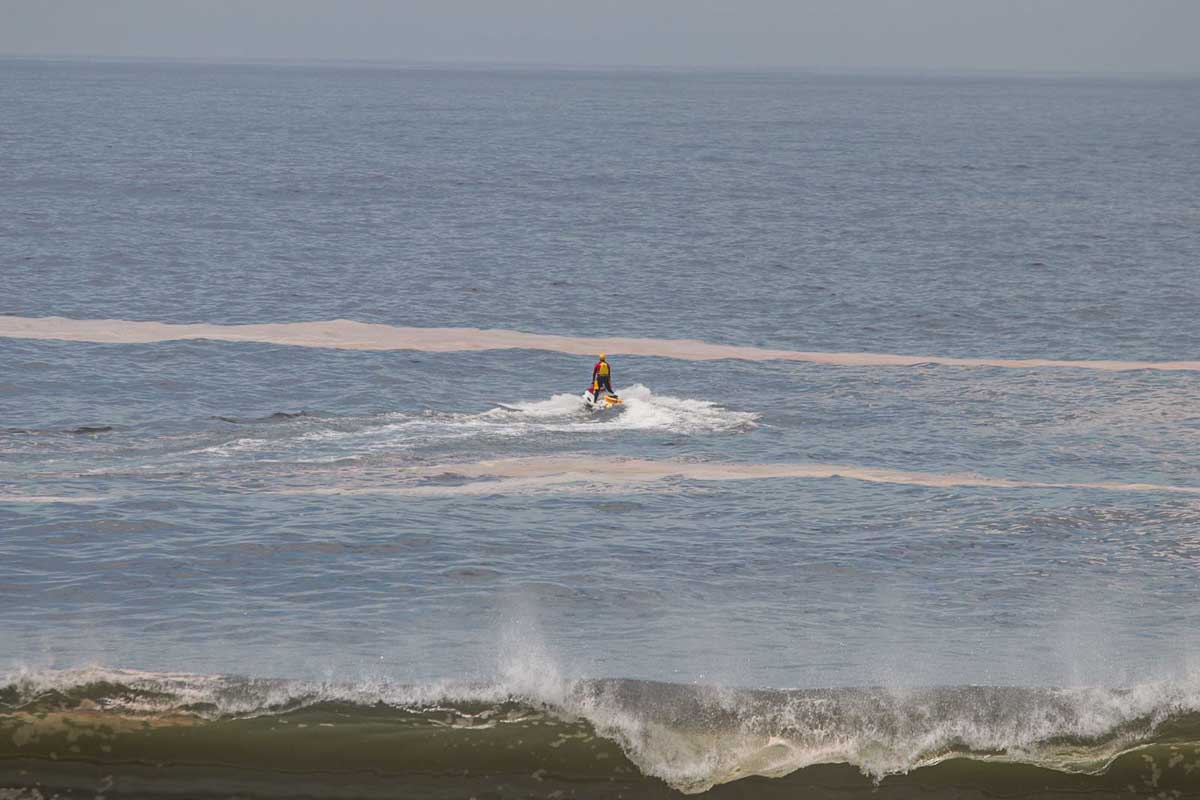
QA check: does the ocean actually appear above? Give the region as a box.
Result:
[2,58,1200,798]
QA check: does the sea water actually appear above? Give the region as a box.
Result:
[2,59,1200,797]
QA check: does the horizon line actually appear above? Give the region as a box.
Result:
[2,52,1198,80]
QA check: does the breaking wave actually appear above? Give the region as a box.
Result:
[2,667,1199,798]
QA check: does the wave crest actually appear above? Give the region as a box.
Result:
[4,667,1200,795]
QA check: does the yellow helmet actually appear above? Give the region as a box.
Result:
[599,353,606,361]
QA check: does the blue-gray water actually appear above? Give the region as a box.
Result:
[2,59,1200,795]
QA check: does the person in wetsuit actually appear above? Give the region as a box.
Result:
[591,354,614,401]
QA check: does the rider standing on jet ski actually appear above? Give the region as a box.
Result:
[591,354,614,401]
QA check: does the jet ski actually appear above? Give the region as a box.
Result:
[582,391,623,411]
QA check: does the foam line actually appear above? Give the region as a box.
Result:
[0,494,110,504]
[3,316,1199,371]
[281,456,1200,497]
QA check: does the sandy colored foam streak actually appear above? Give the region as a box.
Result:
[287,456,1200,497]
[0,494,110,504]
[3,315,1200,372]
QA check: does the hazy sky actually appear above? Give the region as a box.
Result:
[2,0,1199,73]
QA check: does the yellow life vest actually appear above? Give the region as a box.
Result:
[598,362,610,377]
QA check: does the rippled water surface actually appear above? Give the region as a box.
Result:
[2,59,1200,796]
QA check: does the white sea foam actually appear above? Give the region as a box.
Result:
[186,386,755,463]
[484,384,758,435]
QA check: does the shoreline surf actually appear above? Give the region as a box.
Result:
[3,668,1198,798]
